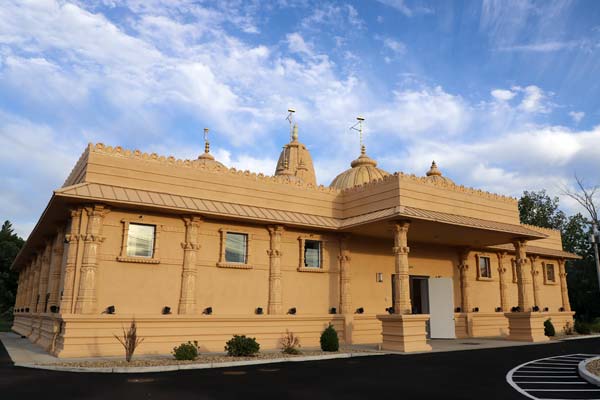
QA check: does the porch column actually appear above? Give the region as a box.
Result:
[74,205,109,314]
[267,225,284,315]
[458,250,471,313]
[392,221,411,315]
[47,228,65,312]
[338,235,352,315]
[178,216,202,314]
[497,252,509,312]
[558,259,571,312]
[37,244,52,313]
[60,208,83,313]
[24,262,33,311]
[514,240,534,312]
[529,256,541,309]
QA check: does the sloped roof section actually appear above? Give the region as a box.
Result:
[487,243,581,260]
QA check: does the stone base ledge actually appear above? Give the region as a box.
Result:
[376,314,431,353]
[505,312,550,342]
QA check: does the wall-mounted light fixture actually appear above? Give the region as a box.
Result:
[511,306,520,312]
[385,307,394,314]
[532,305,540,312]
[329,307,337,314]
[559,307,565,312]
[50,305,58,313]
[162,306,171,315]
[543,307,549,312]
[472,307,479,312]
[255,307,263,315]
[355,307,364,314]
[495,307,502,312]
[203,307,213,315]
[287,307,297,315]
[455,307,462,312]
[106,305,115,314]
[376,273,383,283]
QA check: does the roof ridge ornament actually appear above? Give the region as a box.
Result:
[198,127,215,161]
[426,160,442,177]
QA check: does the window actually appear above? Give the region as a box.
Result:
[118,219,161,263]
[304,240,321,268]
[225,232,248,264]
[544,263,556,284]
[126,223,155,258]
[478,256,492,279]
[218,229,252,269]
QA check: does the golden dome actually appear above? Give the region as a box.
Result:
[329,146,390,190]
[274,124,317,185]
[425,161,454,184]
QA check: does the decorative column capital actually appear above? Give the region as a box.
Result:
[267,225,285,235]
[393,246,410,255]
[458,263,469,272]
[391,220,411,233]
[181,242,201,250]
[182,215,203,227]
[496,251,508,262]
[267,249,283,257]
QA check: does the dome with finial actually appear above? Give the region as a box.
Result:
[425,161,454,184]
[197,128,226,169]
[274,123,317,185]
[329,145,390,190]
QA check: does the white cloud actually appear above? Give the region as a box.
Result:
[516,85,551,113]
[497,41,580,52]
[377,35,406,55]
[375,0,433,17]
[491,89,516,101]
[569,111,585,124]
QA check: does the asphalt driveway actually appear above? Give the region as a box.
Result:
[1,337,599,400]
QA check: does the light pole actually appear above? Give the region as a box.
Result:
[591,221,600,291]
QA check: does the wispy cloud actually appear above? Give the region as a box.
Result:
[497,40,581,52]
[375,0,433,17]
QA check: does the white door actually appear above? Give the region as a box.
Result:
[428,277,456,339]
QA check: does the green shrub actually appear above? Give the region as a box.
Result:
[563,321,574,335]
[590,318,600,333]
[279,330,301,355]
[225,335,260,357]
[172,341,199,360]
[544,319,555,337]
[320,324,339,352]
[575,320,592,335]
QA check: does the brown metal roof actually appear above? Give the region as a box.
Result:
[487,243,581,260]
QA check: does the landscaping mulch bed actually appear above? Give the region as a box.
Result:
[39,348,369,368]
[586,359,600,377]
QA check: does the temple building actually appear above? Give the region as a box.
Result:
[11,121,579,357]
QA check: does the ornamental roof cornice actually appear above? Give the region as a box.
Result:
[86,143,338,193]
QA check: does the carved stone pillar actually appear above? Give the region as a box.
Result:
[530,256,541,309]
[178,216,202,314]
[338,235,352,315]
[74,205,108,314]
[513,240,533,312]
[393,221,411,315]
[47,228,65,311]
[25,262,34,311]
[496,252,509,311]
[36,244,52,313]
[558,259,571,312]
[60,208,83,313]
[458,250,471,313]
[267,225,284,315]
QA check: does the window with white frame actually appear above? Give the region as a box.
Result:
[126,223,155,258]
[478,256,492,279]
[303,240,322,268]
[225,232,248,264]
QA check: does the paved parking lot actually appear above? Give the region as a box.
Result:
[1,337,599,399]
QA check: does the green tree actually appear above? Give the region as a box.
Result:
[0,220,24,318]
[518,190,566,230]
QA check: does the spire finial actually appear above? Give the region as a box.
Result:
[203,127,210,153]
[426,160,442,177]
[292,123,298,141]
[350,116,366,154]
[286,108,296,141]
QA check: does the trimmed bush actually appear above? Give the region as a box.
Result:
[225,335,260,356]
[320,324,339,352]
[279,330,301,355]
[172,341,199,361]
[575,319,592,335]
[544,319,555,337]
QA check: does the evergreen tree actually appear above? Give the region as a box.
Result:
[0,221,24,318]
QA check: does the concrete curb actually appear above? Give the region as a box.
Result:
[578,356,600,386]
[14,352,384,374]
[559,334,600,341]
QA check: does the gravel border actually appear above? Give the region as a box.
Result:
[579,356,600,386]
[15,351,383,373]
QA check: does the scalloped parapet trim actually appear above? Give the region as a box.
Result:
[519,223,562,235]
[88,143,338,193]
[338,171,517,203]
[62,144,91,187]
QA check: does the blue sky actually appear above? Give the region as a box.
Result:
[1,0,600,238]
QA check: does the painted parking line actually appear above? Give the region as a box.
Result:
[507,353,600,400]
